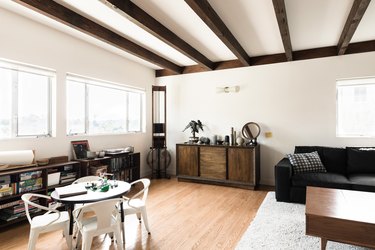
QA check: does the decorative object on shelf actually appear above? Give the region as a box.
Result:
[0,150,36,170]
[236,136,244,146]
[71,140,90,159]
[98,151,105,158]
[183,120,204,143]
[242,122,261,146]
[36,158,49,166]
[199,137,210,145]
[212,135,217,145]
[224,135,230,145]
[216,86,240,93]
[86,151,96,159]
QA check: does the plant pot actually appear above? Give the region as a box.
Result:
[189,136,199,143]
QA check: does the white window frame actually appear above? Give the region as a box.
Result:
[66,74,145,136]
[336,76,375,138]
[0,59,55,139]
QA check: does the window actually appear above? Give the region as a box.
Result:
[66,74,145,135]
[337,77,375,137]
[0,59,55,139]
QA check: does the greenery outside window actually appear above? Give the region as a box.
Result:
[66,74,145,135]
[336,77,375,137]
[0,59,55,139]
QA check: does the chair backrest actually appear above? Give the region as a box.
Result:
[73,176,102,184]
[73,198,122,230]
[21,193,60,225]
[129,178,150,203]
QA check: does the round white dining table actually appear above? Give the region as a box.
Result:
[51,180,130,247]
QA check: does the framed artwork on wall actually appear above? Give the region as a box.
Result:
[71,140,90,159]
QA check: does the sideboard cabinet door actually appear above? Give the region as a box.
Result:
[177,145,199,176]
[228,148,254,184]
[200,147,226,180]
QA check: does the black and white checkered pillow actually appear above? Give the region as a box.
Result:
[287,151,326,174]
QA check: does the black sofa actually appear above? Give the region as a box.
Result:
[275,146,375,203]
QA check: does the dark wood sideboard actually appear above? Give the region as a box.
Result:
[176,143,260,189]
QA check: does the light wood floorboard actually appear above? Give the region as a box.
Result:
[0,178,271,249]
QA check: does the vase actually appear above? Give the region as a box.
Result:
[236,137,244,146]
[189,136,199,143]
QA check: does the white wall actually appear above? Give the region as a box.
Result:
[0,8,155,177]
[157,52,375,185]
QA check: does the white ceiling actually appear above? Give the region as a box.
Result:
[1,0,375,72]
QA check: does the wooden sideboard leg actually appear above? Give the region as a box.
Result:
[321,238,327,250]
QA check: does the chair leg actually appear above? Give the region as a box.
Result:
[121,221,125,245]
[141,208,151,234]
[82,234,93,250]
[76,231,82,249]
[114,227,124,250]
[136,212,141,222]
[64,224,72,250]
[27,230,39,250]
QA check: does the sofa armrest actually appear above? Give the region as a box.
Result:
[275,158,293,202]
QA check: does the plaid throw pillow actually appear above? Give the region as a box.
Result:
[287,151,326,174]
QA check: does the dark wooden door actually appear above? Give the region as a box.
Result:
[200,147,226,180]
[228,148,254,183]
[177,145,199,176]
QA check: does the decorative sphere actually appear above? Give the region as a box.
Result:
[236,137,244,145]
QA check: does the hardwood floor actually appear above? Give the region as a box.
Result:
[0,178,271,250]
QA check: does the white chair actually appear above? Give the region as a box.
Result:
[72,175,102,185]
[71,175,103,239]
[119,178,151,242]
[21,193,71,250]
[73,198,123,250]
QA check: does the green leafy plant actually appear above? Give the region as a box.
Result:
[183,120,204,138]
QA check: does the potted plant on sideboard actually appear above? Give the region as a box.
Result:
[183,120,204,143]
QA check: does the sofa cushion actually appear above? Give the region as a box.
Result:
[287,151,326,174]
[347,147,375,174]
[348,174,375,192]
[292,173,352,189]
[295,146,347,174]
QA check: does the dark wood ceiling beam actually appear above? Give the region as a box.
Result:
[337,0,371,55]
[272,0,293,61]
[185,0,250,66]
[15,0,183,74]
[104,0,214,70]
[156,40,375,77]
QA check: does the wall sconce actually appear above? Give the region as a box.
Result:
[216,86,240,93]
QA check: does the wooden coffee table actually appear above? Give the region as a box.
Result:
[305,186,375,249]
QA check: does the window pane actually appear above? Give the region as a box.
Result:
[128,92,141,132]
[0,68,12,138]
[88,85,126,134]
[337,81,375,137]
[18,72,49,136]
[67,81,85,134]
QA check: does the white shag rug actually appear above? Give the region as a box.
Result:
[236,192,370,250]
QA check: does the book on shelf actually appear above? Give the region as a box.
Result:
[17,177,43,194]
[1,201,39,215]
[0,175,11,185]
[0,196,38,209]
[0,187,13,197]
[18,177,43,188]
[60,178,76,184]
[19,171,42,181]
[60,172,77,180]
[55,185,87,198]
[0,207,40,222]
[63,165,73,171]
